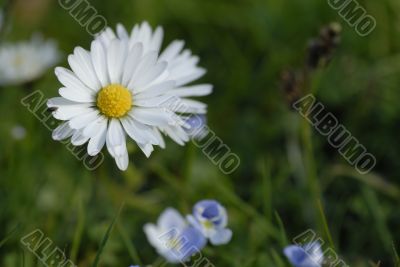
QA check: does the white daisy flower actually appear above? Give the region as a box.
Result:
[48,22,213,171]
[0,35,60,86]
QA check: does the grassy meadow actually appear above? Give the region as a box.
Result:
[0,0,400,266]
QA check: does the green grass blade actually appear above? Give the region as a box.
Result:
[70,194,85,262]
[392,242,400,267]
[0,223,21,249]
[117,222,143,266]
[274,211,288,247]
[317,199,335,249]
[91,203,125,267]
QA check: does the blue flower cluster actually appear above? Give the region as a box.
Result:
[132,201,323,267]
[142,199,232,264]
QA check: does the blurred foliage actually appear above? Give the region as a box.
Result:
[0,0,400,266]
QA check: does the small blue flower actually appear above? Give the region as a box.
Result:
[144,208,206,263]
[184,114,208,140]
[284,242,323,267]
[187,200,232,245]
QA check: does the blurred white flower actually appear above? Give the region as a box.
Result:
[0,35,60,86]
[144,208,206,263]
[48,21,213,171]
[10,125,26,140]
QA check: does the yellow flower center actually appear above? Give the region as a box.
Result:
[202,220,214,229]
[166,238,181,250]
[96,84,132,118]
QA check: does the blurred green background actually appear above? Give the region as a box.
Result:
[1,0,400,266]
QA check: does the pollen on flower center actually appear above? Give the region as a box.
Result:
[202,220,214,229]
[166,238,181,250]
[96,84,132,118]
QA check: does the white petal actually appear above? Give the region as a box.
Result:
[167,84,213,97]
[158,208,187,230]
[143,223,162,249]
[210,229,232,245]
[116,23,129,40]
[71,130,89,146]
[82,115,107,137]
[69,110,100,129]
[175,68,206,87]
[162,125,189,146]
[169,56,199,74]
[129,24,140,47]
[120,116,158,145]
[152,128,165,149]
[106,119,125,157]
[69,47,101,90]
[52,122,74,140]
[114,151,129,171]
[167,49,192,69]
[52,105,92,120]
[170,99,207,114]
[150,26,164,53]
[127,51,158,91]
[107,39,127,84]
[134,95,174,108]
[58,87,94,103]
[121,43,143,86]
[160,40,184,62]
[47,97,81,107]
[130,107,181,127]
[106,119,129,171]
[91,40,110,87]
[137,21,152,51]
[138,143,154,158]
[133,61,167,89]
[96,27,116,48]
[55,67,94,95]
[134,80,176,100]
[87,120,107,156]
[172,125,190,142]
